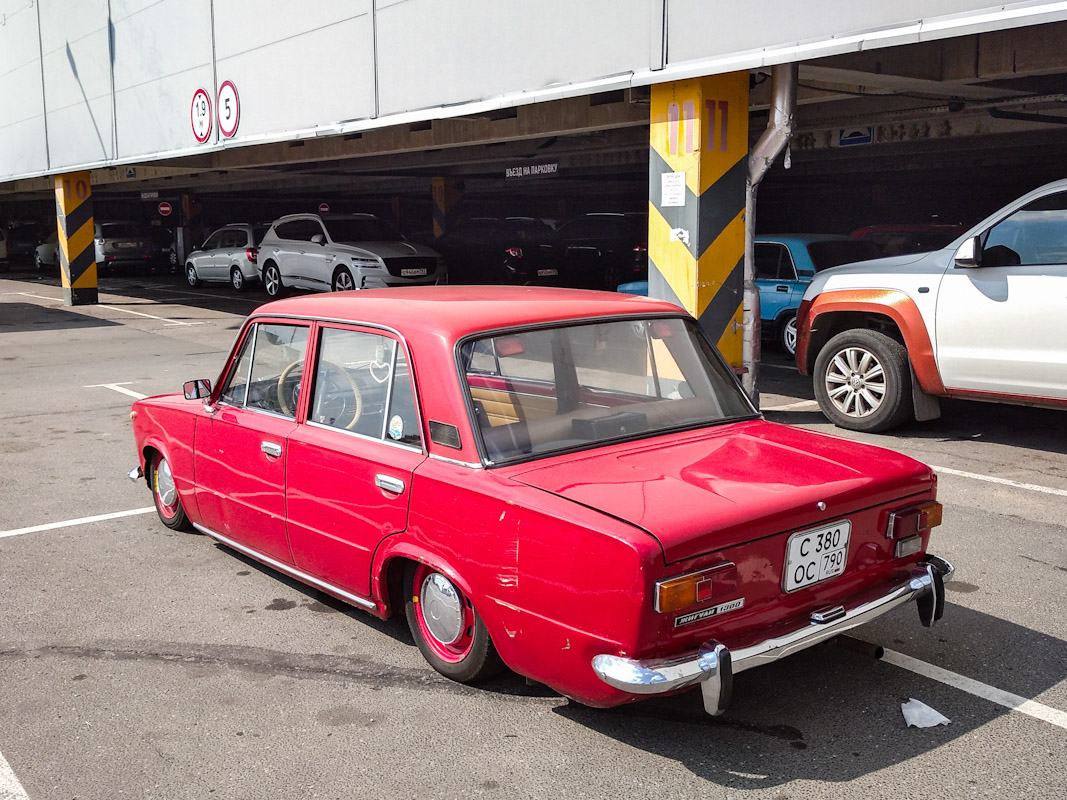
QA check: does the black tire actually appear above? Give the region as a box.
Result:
[230,266,247,292]
[332,266,356,292]
[404,562,503,684]
[779,312,798,357]
[148,453,193,531]
[262,262,283,298]
[813,328,913,433]
[185,263,201,288]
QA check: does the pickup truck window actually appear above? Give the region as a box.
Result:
[983,191,1067,266]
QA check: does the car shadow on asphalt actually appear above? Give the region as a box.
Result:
[551,602,1067,787]
[0,301,122,333]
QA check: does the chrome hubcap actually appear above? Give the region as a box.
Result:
[824,346,886,417]
[155,459,177,507]
[420,573,463,644]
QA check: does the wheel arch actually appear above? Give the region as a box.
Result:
[801,289,945,395]
[371,540,480,621]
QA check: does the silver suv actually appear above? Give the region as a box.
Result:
[258,213,444,298]
[185,223,270,292]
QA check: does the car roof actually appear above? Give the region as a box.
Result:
[754,233,856,245]
[254,286,684,343]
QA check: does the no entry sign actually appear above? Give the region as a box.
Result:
[158,201,173,217]
[318,203,330,214]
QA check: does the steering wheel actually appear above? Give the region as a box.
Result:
[277,360,363,428]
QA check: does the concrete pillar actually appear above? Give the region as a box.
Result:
[648,73,749,370]
[431,177,463,239]
[55,171,97,306]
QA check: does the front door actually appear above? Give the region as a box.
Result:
[936,190,1067,400]
[194,321,311,562]
[285,325,426,596]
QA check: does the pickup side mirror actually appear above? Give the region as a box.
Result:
[311,233,326,245]
[183,379,212,400]
[953,235,982,268]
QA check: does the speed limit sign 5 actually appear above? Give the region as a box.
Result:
[217,80,240,138]
[191,88,212,143]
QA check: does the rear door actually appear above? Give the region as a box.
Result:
[754,242,799,325]
[285,324,426,596]
[936,190,1067,399]
[194,321,311,563]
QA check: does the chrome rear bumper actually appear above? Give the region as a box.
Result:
[591,555,953,715]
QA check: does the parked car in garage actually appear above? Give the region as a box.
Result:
[4,220,41,260]
[94,221,154,270]
[851,223,966,257]
[258,213,444,298]
[35,232,60,270]
[185,223,270,291]
[755,234,883,355]
[514,212,647,290]
[798,179,1067,432]
[432,217,554,284]
[129,285,952,716]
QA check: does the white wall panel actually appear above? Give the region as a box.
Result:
[375,0,653,115]
[0,0,48,176]
[38,0,114,169]
[111,0,214,157]
[213,0,375,139]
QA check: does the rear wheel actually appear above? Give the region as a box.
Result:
[185,263,200,288]
[404,563,503,683]
[813,329,913,432]
[332,266,355,292]
[230,266,247,292]
[149,453,192,531]
[262,262,283,298]
[779,312,798,356]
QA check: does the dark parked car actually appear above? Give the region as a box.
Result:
[5,220,41,259]
[512,213,648,290]
[433,217,554,284]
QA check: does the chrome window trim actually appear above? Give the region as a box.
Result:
[193,523,376,611]
[305,420,425,454]
[380,340,399,441]
[428,453,483,469]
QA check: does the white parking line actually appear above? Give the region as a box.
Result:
[85,382,148,400]
[762,399,819,412]
[0,508,155,540]
[97,304,202,326]
[929,465,1067,498]
[11,292,61,303]
[882,648,1067,731]
[0,749,29,800]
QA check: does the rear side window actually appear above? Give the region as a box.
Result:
[754,243,795,280]
[273,219,323,242]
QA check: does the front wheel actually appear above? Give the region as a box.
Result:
[779,313,798,357]
[149,453,192,531]
[813,329,913,432]
[332,266,356,292]
[185,263,200,288]
[404,563,503,683]
[262,262,283,298]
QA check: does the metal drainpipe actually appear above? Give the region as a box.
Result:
[744,62,798,403]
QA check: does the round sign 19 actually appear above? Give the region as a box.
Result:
[191,88,212,143]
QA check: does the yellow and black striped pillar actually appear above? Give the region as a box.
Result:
[648,73,749,368]
[431,177,463,239]
[55,171,97,306]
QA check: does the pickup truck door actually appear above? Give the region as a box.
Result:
[935,190,1067,400]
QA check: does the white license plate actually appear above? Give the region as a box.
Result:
[783,520,851,592]
[537,269,558,277]
[116,242,137,248]
[401,268,427,277]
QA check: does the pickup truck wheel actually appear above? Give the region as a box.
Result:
[405,563,503,683]
[150,453,192,531]
[262,262,283,298]
[814,329,913,432]
[779,313,798,356]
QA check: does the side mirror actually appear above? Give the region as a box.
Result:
[183,379,212,400]
[953,235,982,268]
[311,233,325,245]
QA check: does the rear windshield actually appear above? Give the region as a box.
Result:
[461,317,754,464]
[253,224,271,245]
[806,240,883,270]
[101,223,146,238]
[324,217,401,243]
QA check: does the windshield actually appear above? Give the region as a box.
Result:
[461,317,755,464]
[323,217,401,243]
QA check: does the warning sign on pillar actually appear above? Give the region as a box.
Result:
[191,88,212,143]
[217,80,240,138]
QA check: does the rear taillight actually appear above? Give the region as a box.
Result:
[886,501,943,539]
[505,247,523,258]
[246,247,258,264]
[633,243,647,253]
[654,562,737,613]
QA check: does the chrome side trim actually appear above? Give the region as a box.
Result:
[128,466,143,481]
[592,556,954,709]
[193,523,377,611]
[427,453,483,469]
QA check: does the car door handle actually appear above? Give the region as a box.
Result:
[374,474,405,494]
[776,285,789,292]
[260,441,283,458]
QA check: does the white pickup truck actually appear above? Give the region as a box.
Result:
[796,179,1067,432]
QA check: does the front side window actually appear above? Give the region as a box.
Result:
[310,327,421,446]
[982,192,1067,266]
[461,317,754,463]
[201,230,224,250]
[217,323,310,417]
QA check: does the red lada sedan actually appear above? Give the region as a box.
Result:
[129,286,952,715]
